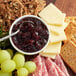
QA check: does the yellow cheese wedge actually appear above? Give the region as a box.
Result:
[43,42,62,54]
[50,30,67,42]
[39,3,66,26]
[40,52,56,59]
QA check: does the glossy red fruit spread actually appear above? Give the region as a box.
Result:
[12,17,49,53]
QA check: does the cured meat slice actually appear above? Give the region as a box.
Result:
[54,63,66,76]
[32,55,42,76]
[45,58,59,76]
[55,55,70,76]
[41,57,48,76]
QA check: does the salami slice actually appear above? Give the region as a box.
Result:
[45,58,59,76]
[42,57,48,76]
[54,62,66,76]
[55,55,70,76]
[32,55,42,76]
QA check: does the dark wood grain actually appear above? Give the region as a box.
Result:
[46,0,56,5]
[46,0,76,76]
[55,0,76,16]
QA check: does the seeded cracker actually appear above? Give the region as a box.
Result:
[0,3,11,32]
[61,41,76,73]
[64,17,76,43]
[0,0,46,33]
[61,17,76,73]
[18,0,46,15]
[65,17,76,24]
[0,0,27,33]
[6,0,27,20]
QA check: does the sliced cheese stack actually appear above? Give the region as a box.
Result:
[39,3,65,26]
[40,42,62,59]
[39,3,68,59]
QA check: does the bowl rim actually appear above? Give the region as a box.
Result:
[9,15,50,55]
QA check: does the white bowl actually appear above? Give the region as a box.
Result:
[9,15,50,55]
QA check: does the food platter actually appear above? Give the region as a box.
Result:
[0,0,76,76]
[46,1,76,76]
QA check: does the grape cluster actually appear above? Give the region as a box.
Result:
[0,49,36,76]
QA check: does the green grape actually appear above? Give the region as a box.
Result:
[24,61,36,73]
[15,52,23,55]
[17,68,28,76]
[1,60,16,72]
[13,54,25,69]
[6,49,13,57]
[0,70,12,76]
[0,50,11,64]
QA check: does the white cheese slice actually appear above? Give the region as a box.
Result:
[50,30,67,42]
[39,3,66,26]
[43,42,62,54]
[51,30,60,36]
[49,22,68,35]
[63,22,68,29]
[40,53,56,59]
[48,22,68,38]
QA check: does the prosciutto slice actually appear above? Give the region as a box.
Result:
[45,58,59,76]
[55,55,70,76]
[32,55,42,76]
[41,57,48,76]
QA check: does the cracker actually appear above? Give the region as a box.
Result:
[64,17,76,43]
[65,17,76,32]
[0,0,46,33]
[0,3,11,32]
[70,29,76,44]
[0,0,26,32]
[61,17,76,73]
[61,41,76,73]
[6,0,27,20]
[18,0,46,15]
[65,23,76,38]
[65,17,76,24]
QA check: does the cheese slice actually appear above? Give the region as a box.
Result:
[39,3,66,26]
[40,52,56,59]
[63,22,68,29]
[51,30,60,36]
[49,22,68,32]
[42,42,62,54]
[49,22,68,34]
[50,30,67,42]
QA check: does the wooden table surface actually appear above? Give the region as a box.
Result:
[46,0,76,76]
[46,0,76,16]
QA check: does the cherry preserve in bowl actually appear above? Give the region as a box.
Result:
[9,15,50,55]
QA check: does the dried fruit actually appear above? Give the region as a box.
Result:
[12,17,49,53]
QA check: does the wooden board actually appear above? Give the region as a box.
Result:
[45,0,76,76]
[55,0,76,16]
[0,0,76,76]
[46,0,76,16]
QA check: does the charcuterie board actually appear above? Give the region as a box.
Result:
[0,0,76,76]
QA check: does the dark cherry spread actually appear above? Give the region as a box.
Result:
[12,17,49,53]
